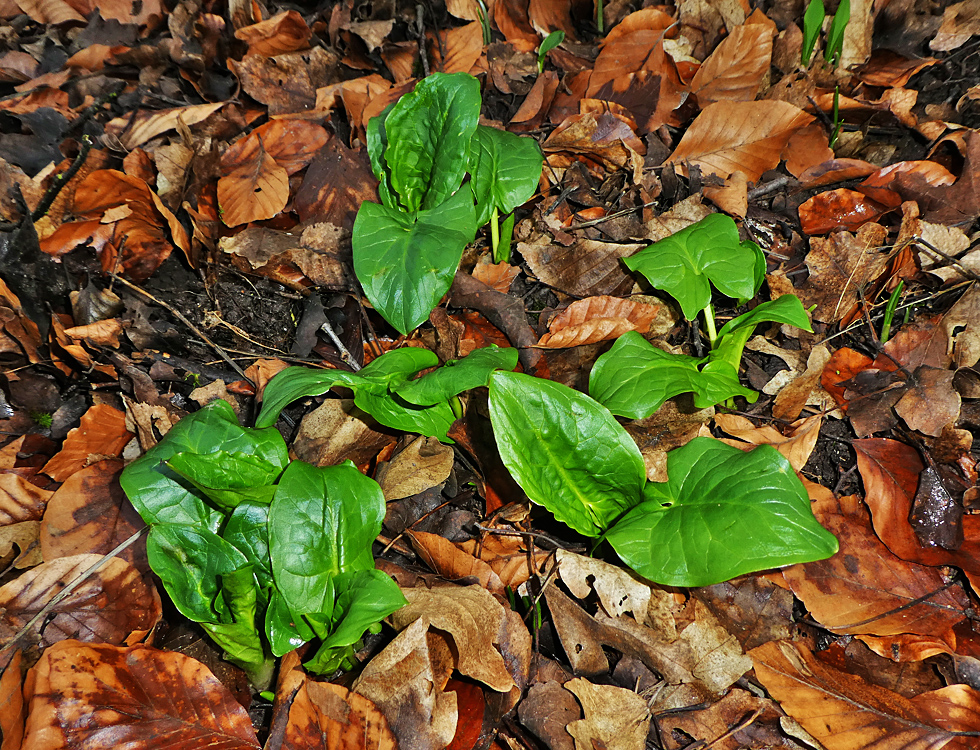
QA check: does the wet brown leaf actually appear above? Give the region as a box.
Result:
[751,639,980,749]
[24,640,260,749]
[0,553,161,652]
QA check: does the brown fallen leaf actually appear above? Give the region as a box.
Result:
[285,676,397,750]
[751,639,980,749]
[565,677,650,750]
[407,530,506,594]
[519,235,646,297]
[690,23,774,106]
[537,296,659,348]
[713,413,821,472]
[23,640,260,748]
[377,436,454,501]
[41,403,134,482]
[234,10,312,57]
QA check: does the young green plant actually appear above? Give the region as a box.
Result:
[588,213,812,419]
[801,0,850,67]
[354,73,542,334]
[119,400,406,690]
[488,372,837,586]
[537,30,564,74]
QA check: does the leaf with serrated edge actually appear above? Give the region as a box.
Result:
[488,371,645,536]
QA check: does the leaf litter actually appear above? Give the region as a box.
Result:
[0,0,980,749]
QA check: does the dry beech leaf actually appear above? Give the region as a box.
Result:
[690,23,773,105]
[713,413,822,471]
[407,530,506,594]
[0,553,161,652]
[13,0,84,25]
[389,585,516,692]
[519,236,646,297]
[291,399,395,468]
[42,403,134,482]
[377,436,454,501]
[667,100,814,180]
[781,494,968,642]
[234,10,312,56]
[0,648,26,747]
[457,534,543,590]
[751,640,980,749]
[0,520,41,568]
[353,617,459,750]
[555,549,655,625]
[285,677,397,750]
[23,640,260,749]
[0,473,52,525]
[472,261,520,293]
[217,149,289,227]
[565,678,650,750]
[538,296,659,348]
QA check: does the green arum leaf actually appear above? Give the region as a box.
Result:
[120,400,287,531]
[222,500,273,590]
[711,295,813,371]
[537,30,565,73]
[469,125,543,228]
[384,72,482,212]
[488,372,646,537]
[353,386,456,441]
[394,345,519,405]
[589,330,756,419]
[204,566,274,690]
[824,0,849,64]
[366,103,397,210]
[166,450,281,510]
[304,569,406,674]
[801,0,825,66]
[605,437,838,587]
[147,523,250,624]
[265,588,312,657]
[256,347,439,428]
[624,213,765,320]
[268,461,386,616]
[353,185,477,335]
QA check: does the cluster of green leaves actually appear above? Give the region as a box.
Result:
[589,214,812,419]
[489,372,838,586]
[354,72,543,335]
[119,399,406,690]
[802,0,851,67]
[256,344,519,441]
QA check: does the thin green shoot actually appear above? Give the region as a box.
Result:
[596,0,604,33]
[880,279,904,343]
[702,303,718,349]
[476,0,491,45]
[494,211,515,263]
[830,86,842,147]
[825,0,850,65]
[801,0,824,66]
[537,30,565,74]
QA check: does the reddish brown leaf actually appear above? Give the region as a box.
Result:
[42,403,133,483]
[855,51,938,87]
[234,10,312,57]
[751,640,980,749]
[0,554,161,652]
[283,678,397,750]
[667,100,814,180]
[0,473,52,525]
[24,640,260,749]
[690,23,774,105]
[799,158,879,189]
[217,148,289,227]
[798,188,893,235]
[0,649,25,745]
[538,296,659,348]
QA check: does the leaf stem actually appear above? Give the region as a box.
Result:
[702,304,718,349]
[491,205,503,262]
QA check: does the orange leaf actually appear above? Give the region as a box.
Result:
[42,403,134,483]
[23,640,260,748]
[234,10,312,56]
[690,23,773,105]
[537,295,658,348]
[285,679,397,749]
[217,148,289,226]
[798,188,892,235]
[667,100,814,180]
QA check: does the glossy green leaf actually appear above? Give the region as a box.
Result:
[624,213,765,320]
[384,72,481,212]
[304,569,407,674]
[265,588,314,657]
[801,0,825,66]
[166,450,280,510]
[353,386,457,441]
[269,461,385,615]
[223,500,273,590]
[711,295,813,371]
[353,185,477,335]
[395,345,519,406]
[488,371,645,537]
[537,30,565,72]
[366,103,397,210]
[147,523,250,624]
[605,438,838,587]
[469,125,543,227]
[589,331,756,419]
[255,348,438,428]
[203,566,273,688]
[120,400,286,530]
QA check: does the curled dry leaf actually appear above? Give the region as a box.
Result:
[565,678,650,750]
[713,413,822,471]
[41,403,134,483]
[23,640,260,749]
[234,10,312,56]
[0,553,161,653]
[798,188,893,235]
[537,296,659,348]
[377,436,454,501]
[751,639,980,749]
[407,530,506,594]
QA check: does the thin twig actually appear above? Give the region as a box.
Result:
[320,319,361,371]
[109,273,253,385]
